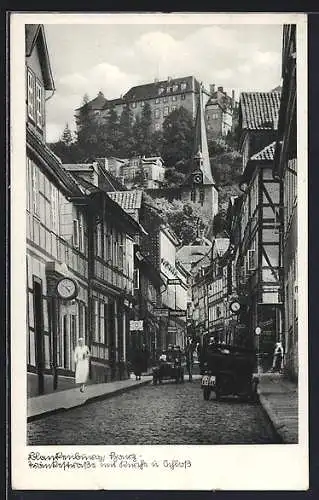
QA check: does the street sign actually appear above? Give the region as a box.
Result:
[255,327,261,335]
[170,310,186,317]
[130,320,143,331]
[153,308,169,317]
[167,279,180,285]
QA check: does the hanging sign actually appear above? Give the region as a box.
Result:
[153,308,169,317]
[170,310,186,317]
[130,320,144,331]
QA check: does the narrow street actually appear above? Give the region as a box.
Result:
[28,380,279,445]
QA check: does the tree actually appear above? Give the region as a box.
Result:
[104,104,120,156]
[118,103,135,157]
[144,194,210,246]
[76,93,102,161]
[139,102,153,155]
[161,107,194,168]
[163,167,187,188]
[61,123,74,147]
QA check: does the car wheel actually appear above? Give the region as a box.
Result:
[203,387,211,401]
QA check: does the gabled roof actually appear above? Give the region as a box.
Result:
[240,92,281,131]
[250,141,276,161]
[107,190,143,211]
[25,24,55,91]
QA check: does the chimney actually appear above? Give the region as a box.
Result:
[232,90,235,108]
[167,76,172,83]
[210,84,215,95]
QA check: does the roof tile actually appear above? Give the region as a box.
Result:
[107,190,143,211]
[240,92,281,130]
[250,141,276,161]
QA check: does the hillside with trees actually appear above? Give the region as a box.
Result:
[49,95,243,242]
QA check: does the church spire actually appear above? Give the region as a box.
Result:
[192,83,215,185]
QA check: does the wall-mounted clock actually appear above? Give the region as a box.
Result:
[56,277,78,300]
[230,300,241,314]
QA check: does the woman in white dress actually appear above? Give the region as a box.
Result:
[74,338,90,392]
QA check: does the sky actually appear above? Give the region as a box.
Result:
[44,22,283,143]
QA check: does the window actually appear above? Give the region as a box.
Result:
[79,212,85,253]
[181,94,186,100]
[140,101,145,107]
[163,96,168,103]
[154,108,160,119]
[32,164,39,215]
[26,158,32,211]
[164,106,169,116]
[181,82,187,91]
[133,268,140,289]
[27,69,35,120]
[155,123,161,131]
[100,302,105,344]
[172,84,179,92]
[158,87,164,95]
[166,86,171,93]
[35,80,43,128]
[132,102,137,109]
[93,300,99,342]
[155,98,160,104]
[172,95,177,102]
[73,219,79,248]
[171,105,177,112]
[51,185,59,233]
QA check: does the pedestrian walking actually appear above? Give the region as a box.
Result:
[132,349,143,380]
[185,342,194,382]
[74,337,90,392]
[141,344,150,373]
[272,341,284,373]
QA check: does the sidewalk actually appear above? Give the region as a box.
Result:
[27,375,152,422]
[257,372,298,444]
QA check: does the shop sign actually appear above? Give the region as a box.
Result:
[167,279,180,285]
[153,308,169,317]
[170,310,186,317]
[130,320,143,331]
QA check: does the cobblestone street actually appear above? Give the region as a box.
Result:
[28,380,279,445]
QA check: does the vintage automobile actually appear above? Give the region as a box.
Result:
[152,348,184,384]
[200,342,259,402]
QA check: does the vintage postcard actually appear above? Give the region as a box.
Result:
[10,11,308,490]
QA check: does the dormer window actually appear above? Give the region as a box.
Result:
[35,80,43,128]
[27,68,44,130]
[181,82,187,91]
[27,69,35,121]
[158,87,164,95]
[172,84,179,92]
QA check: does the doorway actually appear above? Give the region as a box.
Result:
[33,277,44,395]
